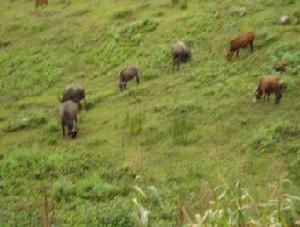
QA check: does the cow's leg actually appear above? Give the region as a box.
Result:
[62,124,65,137]
[84,98,87,110]
[275,90,282,104]
[267,91,270,102]
[236,49,239,57]
[250,41,254,53]
[262,90,267,102]
[172,58,177,72]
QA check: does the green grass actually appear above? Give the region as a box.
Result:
[0,0,300,225]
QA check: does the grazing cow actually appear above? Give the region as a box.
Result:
[118,66,139,91]
[226,31,255,61]
[172,41,191,72]
[59,100,79,139]
[58,85,87,109]
[273,60,287,73]
[254,76,284,104]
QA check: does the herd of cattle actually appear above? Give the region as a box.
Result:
[58,31,287,139]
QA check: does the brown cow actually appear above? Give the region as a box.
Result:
[254,76,284,104]
[226,31,255,61]
[118,66,139,91]
[59,100,78,139]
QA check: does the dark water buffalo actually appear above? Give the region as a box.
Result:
[59,85,87,109]
[254,75,284,104]
[172,41,191,72]
[59,100,79,139]
[118,66,139,91]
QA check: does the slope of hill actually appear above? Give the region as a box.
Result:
[1,0,300,225]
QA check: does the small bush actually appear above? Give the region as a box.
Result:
[253,123,284,152]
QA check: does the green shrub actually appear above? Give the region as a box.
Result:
[253,123,284,152]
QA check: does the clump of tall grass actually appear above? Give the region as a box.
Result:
[131,185,166,226]
[188,180,300,226]
[120,17,158,38]
[171,116,194,145]
[252,123,284,152]
[130,180,300,226]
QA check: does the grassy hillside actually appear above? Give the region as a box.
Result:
[1,0,300,225]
